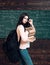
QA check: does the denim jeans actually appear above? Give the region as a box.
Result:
[19,49,34,65]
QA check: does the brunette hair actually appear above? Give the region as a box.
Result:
[16,12,31,28]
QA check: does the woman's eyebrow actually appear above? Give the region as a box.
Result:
[24,18,28,19]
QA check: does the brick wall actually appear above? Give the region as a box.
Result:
[0,0,50,65]
[0,0,50,10]
[0,10,50,39]
[0,39,50,65]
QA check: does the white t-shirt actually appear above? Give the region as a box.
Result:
[17,25,30,49]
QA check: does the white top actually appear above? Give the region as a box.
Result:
[17,25,30,49]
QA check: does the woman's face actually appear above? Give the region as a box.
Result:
[22,16,29,24]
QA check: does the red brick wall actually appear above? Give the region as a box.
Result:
[0,0,50,10]
[0,39,50,65]
[0,0,50,65]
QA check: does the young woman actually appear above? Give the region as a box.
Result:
[16,13,36,65]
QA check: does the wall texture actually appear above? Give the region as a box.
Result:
[0,0,50,65]
[0,10,50,39]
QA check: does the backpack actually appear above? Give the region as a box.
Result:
[2,29,21,63]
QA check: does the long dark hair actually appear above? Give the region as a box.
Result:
[16,13,31,28]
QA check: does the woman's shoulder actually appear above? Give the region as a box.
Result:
[17,25,24,30]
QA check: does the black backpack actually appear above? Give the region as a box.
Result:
[2,29,21,63]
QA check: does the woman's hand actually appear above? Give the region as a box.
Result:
[29,19,33,26]
[28,36,36,42]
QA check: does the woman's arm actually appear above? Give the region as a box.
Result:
[29,19,36,35]
[18,25,29,42]
[18,25,36,43]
